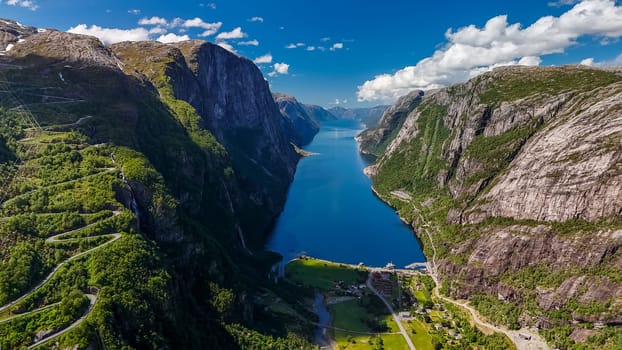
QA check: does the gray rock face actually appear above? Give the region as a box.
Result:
[174,41,298,181]
[357,90,423,157]
[0,19,36,53]
[470,84,622,223]
[1,19,121,69]
[370,65,622,327]
[382,66,622,225]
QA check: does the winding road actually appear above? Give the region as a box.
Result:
[0,158,126,348]
[366,271,416,350]
[27,294,97,349]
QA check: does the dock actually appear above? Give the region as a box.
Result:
[405,262,428,270]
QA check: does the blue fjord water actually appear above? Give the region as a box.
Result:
[266,119,425,268]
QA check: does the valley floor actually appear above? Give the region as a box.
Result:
[284,256,517,350]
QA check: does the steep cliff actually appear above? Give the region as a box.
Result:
[356,90,423,159]
[0,19,314,350]
[273,92,320,145]
[369,65,622,348]
[111,41,299,247]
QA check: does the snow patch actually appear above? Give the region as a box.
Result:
[37,28,47,33]
[16,22,24,28]
[58,72,66,83]
[18,39,25,43]
[5,44,14,52]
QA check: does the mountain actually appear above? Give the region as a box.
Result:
[273,93,336,146]
[302,103,338,123]
[329,105,389,127]
[0,19,316,349]
[363,65,622,349]
[356,90,423,159]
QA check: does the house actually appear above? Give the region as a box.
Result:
[398,311,412,320]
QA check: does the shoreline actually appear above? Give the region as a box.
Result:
[370,185,415,229]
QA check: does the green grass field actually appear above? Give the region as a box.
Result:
[406,320,434,350]
[415,290,431,304]
[329,297,411,349]
[285,257,367,290]
[330,299,374,332]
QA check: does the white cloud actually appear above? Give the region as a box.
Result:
[268,62,289,77]
[156,33,190,43]
[253,53,273,64]
[358,0,622,102]
[285,42,305,49]
[128,9,141,15]
[67,24,150,45]
[548,0,579,6]
[216,27,247,39]
[274,63,289,74]
[199,2,217,9]
[238,39,259,46]
[306,46,316,51]
[320,37,331,42]
[317,46,326,51]
[332,98,348,105]
[5,0,38,10]
[580,52,622,66]
[139,16,167,26]
[183,17,222,36]
[217,41,237,54]
[330,42,344,51]
[247,17,264,23]
[148,26,167,35]
[163,18,180,29]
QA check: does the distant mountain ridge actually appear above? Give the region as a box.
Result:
[329,105,389,127]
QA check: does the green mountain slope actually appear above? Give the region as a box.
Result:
[0,19,316,350]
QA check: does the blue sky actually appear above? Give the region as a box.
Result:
[2,0,622,107]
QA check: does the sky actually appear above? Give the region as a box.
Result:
[2,0,622,107]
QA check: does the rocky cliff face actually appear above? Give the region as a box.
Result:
[111,41,299,246]
[369,65,622,343]
[357,90,423,158]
